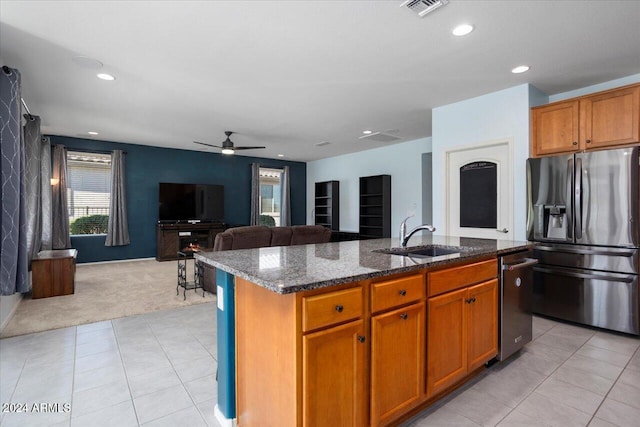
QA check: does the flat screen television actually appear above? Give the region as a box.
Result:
[158,183,224,223]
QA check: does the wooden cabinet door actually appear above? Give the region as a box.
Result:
[426,288,466,398]
[467,279,499,371]
[580,85,640,149]
[531,100,580,156]
[157,229,178,260]
[303,320,366,427]
[371,302,425,426]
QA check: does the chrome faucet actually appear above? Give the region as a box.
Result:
[399,215,436,247]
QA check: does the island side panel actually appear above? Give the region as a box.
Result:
[217,270,236,419]
[235,278,299,427]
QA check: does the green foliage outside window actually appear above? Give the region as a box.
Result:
[70,215,109,235]
[259,214,276,227]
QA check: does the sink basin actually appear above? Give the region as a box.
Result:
[374,245,461,258]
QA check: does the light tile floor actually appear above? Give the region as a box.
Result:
[0,303,220,427]
[405,316,640,427]
[1,304,639,427]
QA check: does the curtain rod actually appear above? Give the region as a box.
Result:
[51,146,127,155]
[2,65,36,120]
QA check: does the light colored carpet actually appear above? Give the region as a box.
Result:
[1,258,215,338]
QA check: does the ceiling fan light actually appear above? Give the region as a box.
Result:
[221,148,235,155]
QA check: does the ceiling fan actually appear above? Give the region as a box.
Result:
[194,131,266,155]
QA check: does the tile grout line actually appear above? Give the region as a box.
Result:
[585,344,640,426]
[493,322,598,426]
[154,315,212,427]
[112,318,142,427]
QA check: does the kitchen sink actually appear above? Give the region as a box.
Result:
[374,245,461,258]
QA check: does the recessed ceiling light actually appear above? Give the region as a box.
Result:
[97,73,115,81]
[362,130,373,135]
[87,131,99,135]
[511,65,530,74]
[452,24,474,36]
[277,154,284,157]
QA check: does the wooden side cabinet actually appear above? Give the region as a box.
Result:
[31,249,78,299]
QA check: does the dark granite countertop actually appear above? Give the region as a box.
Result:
[194,235,533,294]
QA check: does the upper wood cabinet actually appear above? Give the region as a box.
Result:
[531,100,580,156]
[580,85,640,150]
[531,83,640,157]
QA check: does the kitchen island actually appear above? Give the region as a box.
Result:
[195,235,531,427]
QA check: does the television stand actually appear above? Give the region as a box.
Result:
[156,222,225,261]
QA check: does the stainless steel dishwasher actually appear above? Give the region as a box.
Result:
[497,250,538,361]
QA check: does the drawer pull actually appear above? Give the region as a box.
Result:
[335,305,344,313]
[357,335,366,343]
[398,289,407,296]
[400,313,408,320]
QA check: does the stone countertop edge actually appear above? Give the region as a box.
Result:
[194,237,534,295]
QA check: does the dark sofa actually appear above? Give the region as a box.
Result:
[212,225,332,251]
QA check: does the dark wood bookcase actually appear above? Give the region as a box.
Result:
[359,175,391,239]
[314,180,340,231]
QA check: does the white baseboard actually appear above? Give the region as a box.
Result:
[214,404,236,427]
[0,292,23,333]
[80,257,156,266]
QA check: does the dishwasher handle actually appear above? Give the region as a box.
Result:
[503,258,538,271]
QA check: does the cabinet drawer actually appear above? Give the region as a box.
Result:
[428,259,497,297]
[302,287,363,332]
[371,274,424,313]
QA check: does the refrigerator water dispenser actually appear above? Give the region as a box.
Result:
[544,205,567,239]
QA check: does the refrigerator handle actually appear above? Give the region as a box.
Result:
[575,157,582,239]
[566,158,573,240]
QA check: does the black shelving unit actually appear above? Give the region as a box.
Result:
[314,181,340,231]
[359,175,391,239]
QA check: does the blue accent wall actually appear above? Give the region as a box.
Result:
[50,136,307,263]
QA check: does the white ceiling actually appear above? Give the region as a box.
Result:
[1,1,639,162]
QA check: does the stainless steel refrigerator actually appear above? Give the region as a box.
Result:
[527,146,639,335]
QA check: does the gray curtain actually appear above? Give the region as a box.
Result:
[280,166,291,226]
[105,150,130,246]
[0,66,29,295]
[24,116,52,262]
[51,144,71,249]
[250,163,260,225]
[40,137,52,251]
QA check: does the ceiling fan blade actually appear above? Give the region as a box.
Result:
[234,146,266,150]
[194,141,222,148]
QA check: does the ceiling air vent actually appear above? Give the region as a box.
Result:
[401,0,449,17]
[359,131,402,143]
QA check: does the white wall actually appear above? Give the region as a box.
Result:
[549,73,640,102]
[307,137,432,234]
[432,84,545,241]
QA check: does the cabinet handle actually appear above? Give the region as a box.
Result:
[357,335,366,343]
[465,297,476,304]
[586,139,591,144]
[400,313,408,320]
[572,141,578,145]
[335,305,344,313]
[398,289,407,296]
